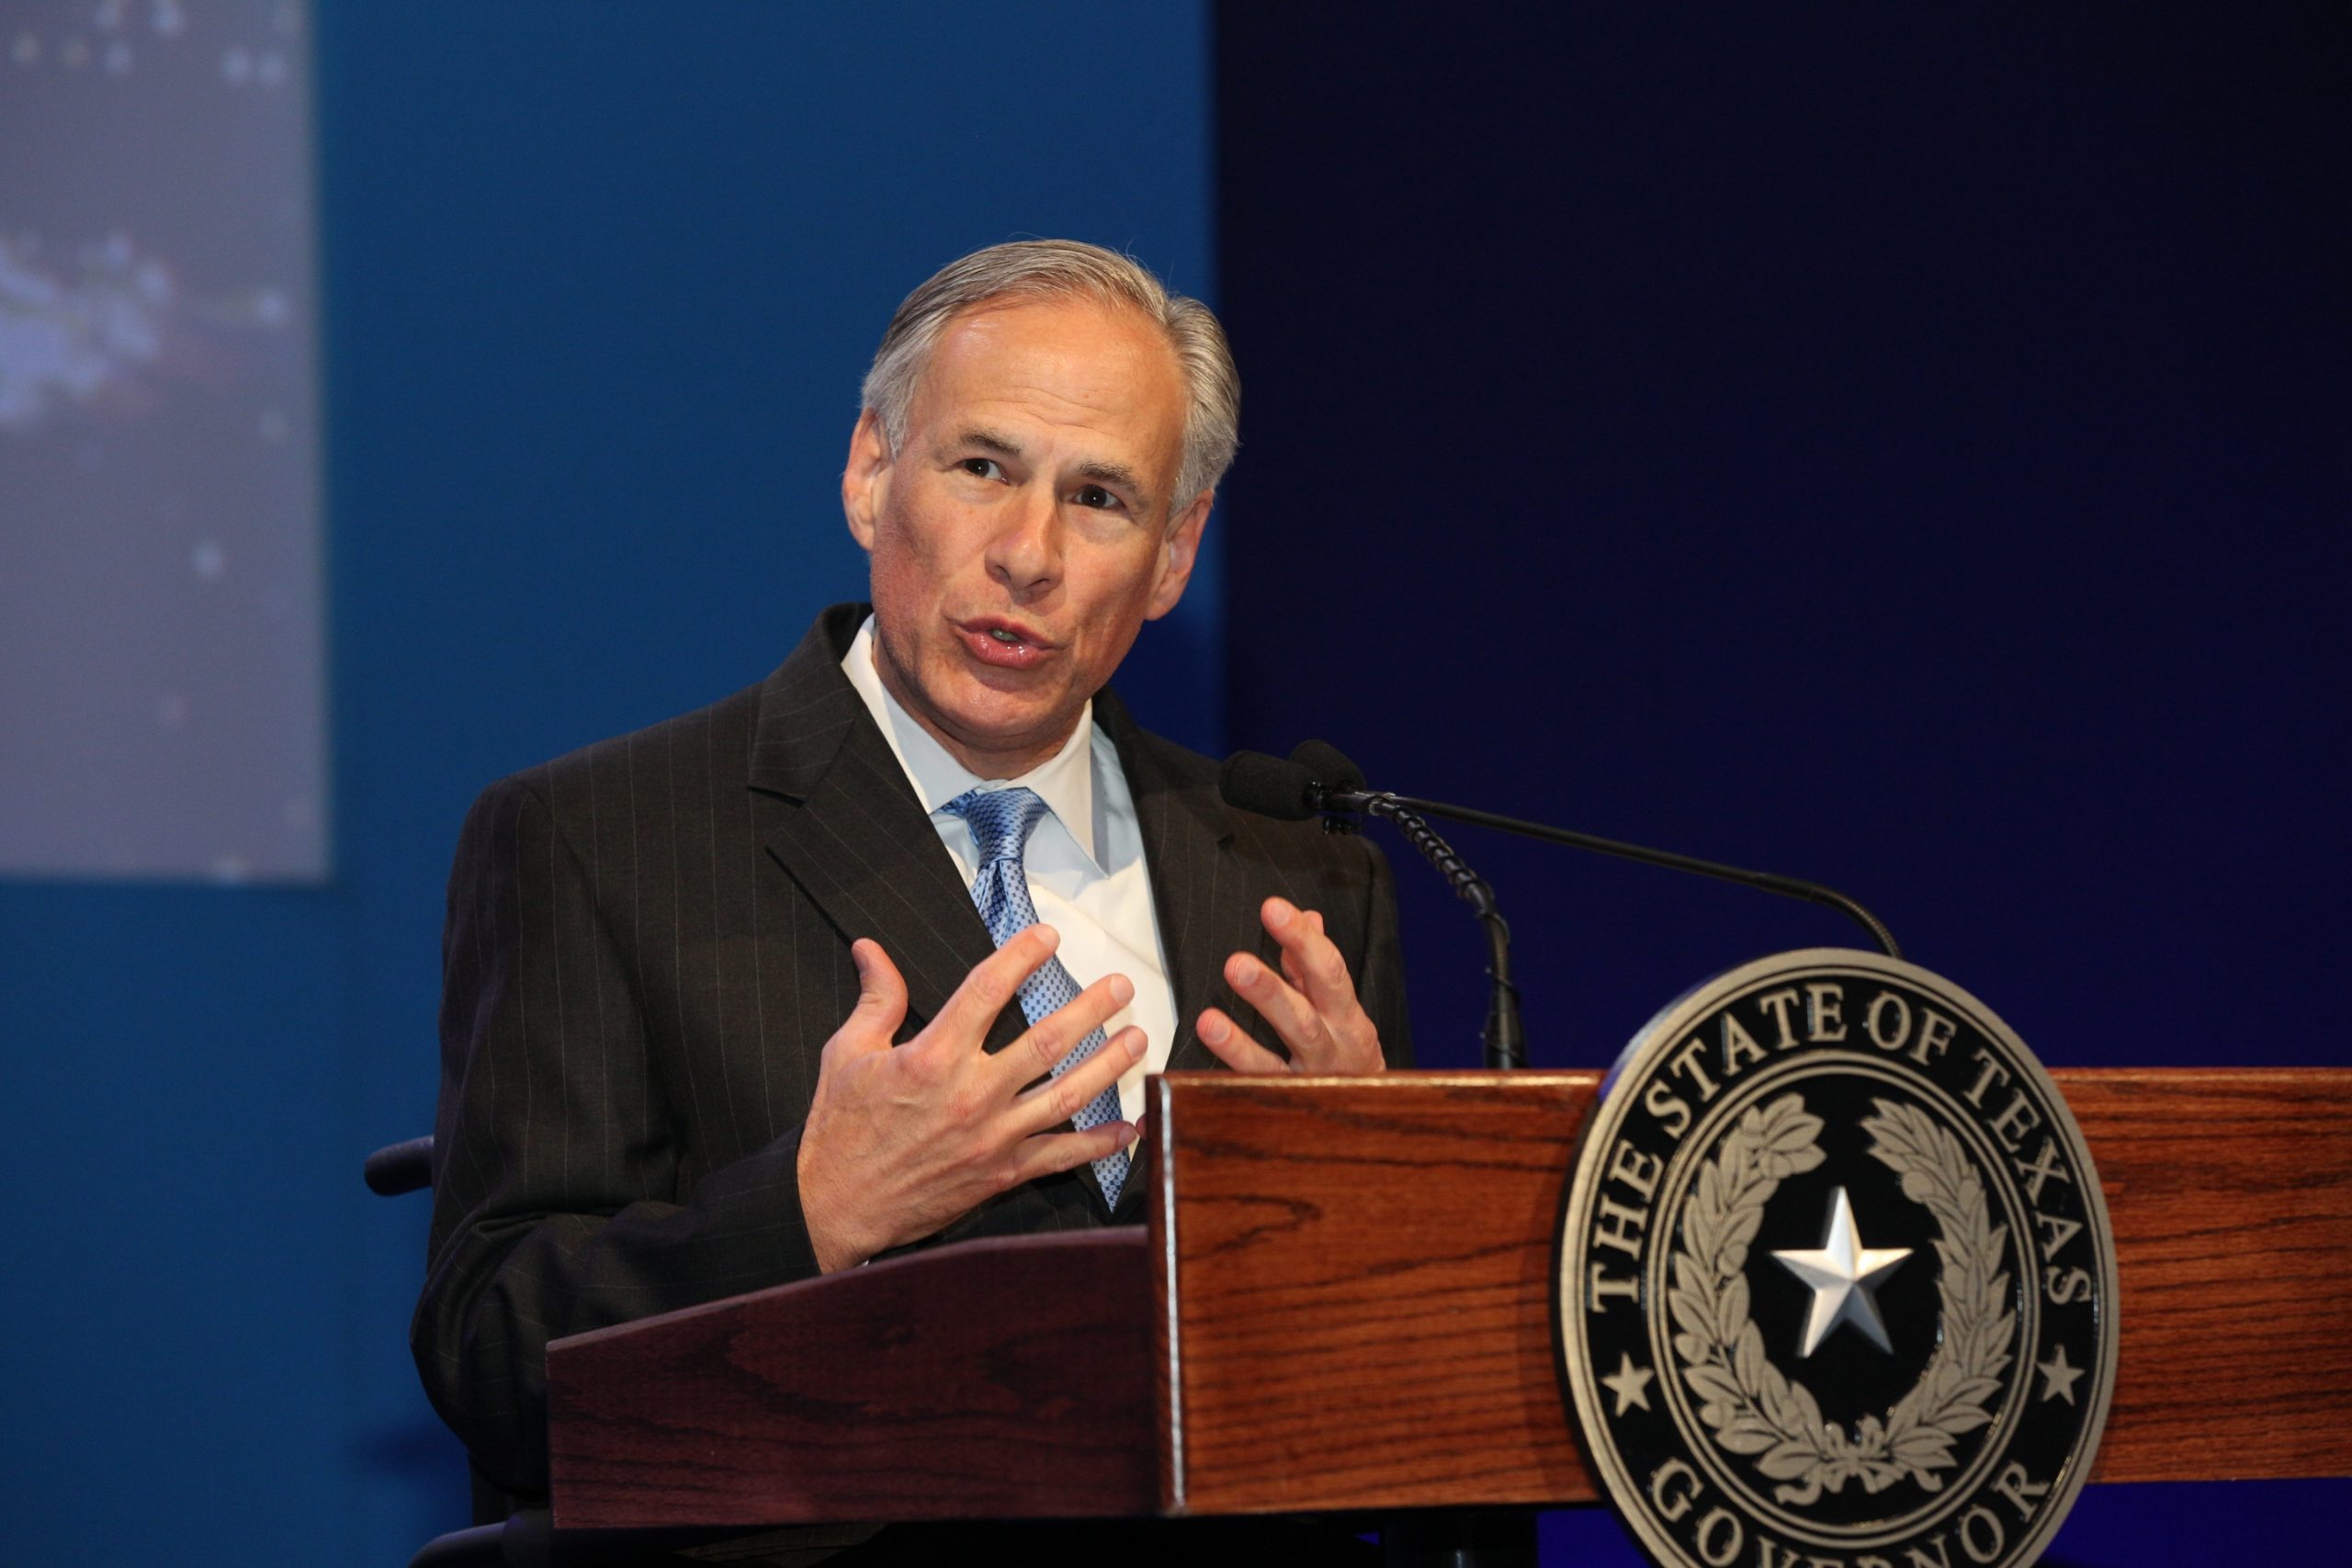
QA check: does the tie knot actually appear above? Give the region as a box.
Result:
[945,785,1050,868]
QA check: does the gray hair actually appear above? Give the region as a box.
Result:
[860,240,1239,517]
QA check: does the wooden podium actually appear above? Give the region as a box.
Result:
[544,1068,2352,1531]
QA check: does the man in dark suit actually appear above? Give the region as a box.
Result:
[414,243,1410,1555]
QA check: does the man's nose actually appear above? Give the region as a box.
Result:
[986,485,1062,595]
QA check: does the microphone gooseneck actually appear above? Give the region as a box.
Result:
[1355,791,1526,1072]
[1220,744,1526,1070]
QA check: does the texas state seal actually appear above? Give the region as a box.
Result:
[1556,951,2116,1568]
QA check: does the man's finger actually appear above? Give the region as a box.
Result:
[994,972,1136,1092]
[1007,1118,1141,1187]
[1262,897,1361,1028]
[834,938,909,1055]
[1009,1024,1145,1136]
[928,923,1059,1050]
[1195,1006,1291,1075]
[1225,948,1336,1062]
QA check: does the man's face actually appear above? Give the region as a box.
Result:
[842,295,1210,778]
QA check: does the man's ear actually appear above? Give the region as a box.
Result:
[842,409,892,551]
[1144,490,1215,621]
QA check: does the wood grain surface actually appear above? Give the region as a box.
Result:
[1149,1071,1600,1515]
[548,1229,1155,1529]
[545,1068,2350,1529]
[2073,1069,2352,1483]
[1151,1068,2352,1515]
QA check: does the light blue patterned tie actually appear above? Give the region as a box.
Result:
[944,785,1130,1209]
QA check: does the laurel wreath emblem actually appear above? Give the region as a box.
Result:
[1667,1093,2015,1506]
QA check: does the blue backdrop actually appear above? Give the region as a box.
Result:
[1215,3,2346,1562]
[0,5,1213,1563]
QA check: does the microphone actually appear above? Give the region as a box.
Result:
[1219,743,1906,1068]
[1214,741,1365,819]
[1221,744,1524,1069]
[1221,744,1901,960]
[1217,748,1322,819]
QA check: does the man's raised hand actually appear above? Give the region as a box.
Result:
[1195,895,1387,1077]
[796,927,1141,1273]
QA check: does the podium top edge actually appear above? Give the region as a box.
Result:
[1151,1066,2352,1087]
[1152,1069,1605,1088]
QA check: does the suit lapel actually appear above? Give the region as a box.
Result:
[748,624,1243,1221]
[747,607,1013,1051]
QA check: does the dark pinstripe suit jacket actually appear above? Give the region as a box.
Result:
[413,603,1412,1504]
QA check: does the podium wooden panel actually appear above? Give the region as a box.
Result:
[546,1067,2352,1529]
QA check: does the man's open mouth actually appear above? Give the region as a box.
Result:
[956,618,1052,668]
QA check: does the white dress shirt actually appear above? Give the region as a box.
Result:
[841,617,1177,1126]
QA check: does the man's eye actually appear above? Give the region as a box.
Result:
[960,458,1004,480]
[1073,484,1120,510]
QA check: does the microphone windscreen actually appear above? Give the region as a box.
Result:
[1219,750,1320,819]
[1288,739,1367,795]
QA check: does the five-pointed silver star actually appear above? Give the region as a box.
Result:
[1771,1187,1912,1357]
[2036,1343,2085,1404]
[1601,1351,1655,1416]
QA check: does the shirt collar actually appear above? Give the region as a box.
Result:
[841,615,1100,867]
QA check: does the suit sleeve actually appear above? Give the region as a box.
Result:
[1354,836,1416,1069]
[412,774,823,1497]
